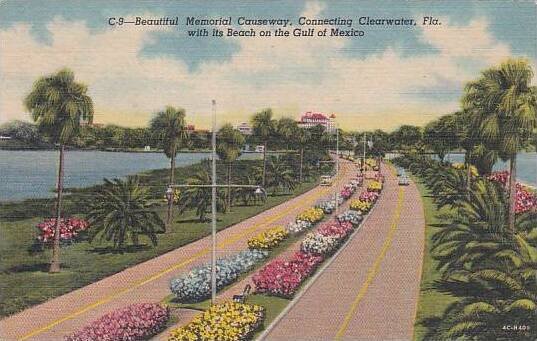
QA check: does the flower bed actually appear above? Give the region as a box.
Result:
[247,226,288,250]
[300,233,339,256]
[36,217,89,244]
[296,207,324,223]
[317,221,354,239]
[487,171,509,186]
[66,303,169,341]
[340,187,353,200]
[170,250,268,302]
[367,180,383,193]
[487,171,537,213]
[252,251,323,298]
[349,199,372,213]
[515,183,537,213]
[286,220,313,234]
[168,301,265,341]
[337,210,363,226]
[359,190,379,203]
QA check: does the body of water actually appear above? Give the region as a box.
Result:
[0,150,260,201]
[446,152,536,187]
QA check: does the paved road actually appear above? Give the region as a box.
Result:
[263,164,425,341]
[0,160,356,341]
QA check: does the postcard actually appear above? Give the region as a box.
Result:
[0,1,536,340]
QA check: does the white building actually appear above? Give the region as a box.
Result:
[236,122,253,135]
[297,112,336,133]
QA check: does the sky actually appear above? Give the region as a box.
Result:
[0,0,535,131]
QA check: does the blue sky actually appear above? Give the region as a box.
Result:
[0,0,535,130]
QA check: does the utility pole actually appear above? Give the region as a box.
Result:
[211,99,217,304]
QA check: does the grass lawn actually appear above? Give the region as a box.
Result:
[0,159,319,318]
[412,178,458,341]
[247,294,290,338]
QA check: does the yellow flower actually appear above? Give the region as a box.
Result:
[367,181,383,192]
[349,199,372,213]
[297,207,324,223]
[247,226,289,250]
[168,301,265,341]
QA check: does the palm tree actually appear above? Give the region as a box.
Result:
[216,124,245,209]
[256,156,297,194]
[277,117,298,150]
[422,265,537,340]
[431,179,537,274]
[296,128,311,183]
[87,177,164,250]
[235,174,266,206]
[251,109,276,187]
[150,106,188,231]
[177,167,226,221]
[463,59,537,233]
[24,68,94,273]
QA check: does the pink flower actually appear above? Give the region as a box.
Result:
[253,251,323,298]
[65,303,169,341]
[36,217,90,244]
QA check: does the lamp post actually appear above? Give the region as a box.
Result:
[166,100,266,304]
[334,123,340,215]
[211,99,217,304]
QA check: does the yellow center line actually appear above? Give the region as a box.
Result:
[334,185,404,341]
[18,163,351,341]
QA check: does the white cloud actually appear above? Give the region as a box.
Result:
[0,5,528,131]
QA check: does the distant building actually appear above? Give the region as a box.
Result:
[0,135,12,140]
[187,124,196,132]
[236,122,253,135]
[297,112,336,133]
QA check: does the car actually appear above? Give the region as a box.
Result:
[398,175,410,186]
[320,175,333,186]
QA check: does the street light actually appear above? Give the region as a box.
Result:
[165,100,266,304]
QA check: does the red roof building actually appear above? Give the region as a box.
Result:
[297,111,336,133]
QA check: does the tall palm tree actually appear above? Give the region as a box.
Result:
[251,109,276,187]
[24,68,93,273]
[296,128,311,183]
[463,59,537,233]
[216,124,245,209]
[150,106,188,231]
[87,177,164,249]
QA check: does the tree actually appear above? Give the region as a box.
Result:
[0,120,45,145]
[251,109,276,187]
[276,117,298,150]
[296,128,311,183]
[424,115,459,163]
[235,174,266,206]
[216,124,245,209]
[390,125,423,151]
[463,58,537,233]
[87,177,164,250]
[150,106,188,231]
[24,68,93,272]
[256,156,297,194]
[177,167,226,221]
